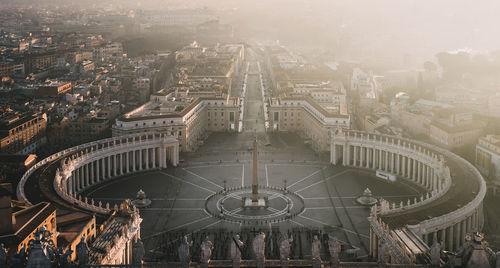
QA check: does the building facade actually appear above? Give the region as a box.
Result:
[476,135,500,195]
[268,97,350,152]
[0,112,47,154]
[113,90,240,152]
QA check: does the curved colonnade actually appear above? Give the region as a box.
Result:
[331,130,486,251]
[17,132,179,214]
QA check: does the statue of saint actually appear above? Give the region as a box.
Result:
[429,241,441,266]
[133,238,145,265]
[178,235,192,268]
[312,235,321,261]
[253,232,266,268]
[231,234,244,268]
[280,234,292,261]
[75,236,88,267]
[378,240,389,266]
[200,236,213,268]
[465,232,495,268]
[328,236,342,267]
[0,244,7,266]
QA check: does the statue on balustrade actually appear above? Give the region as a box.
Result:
[328,236,342,268]
[231,234,244,268]
[430,240,441,266]
[0,244,7,267]
[456,232,496,268]
[178,235,193,268]
[377,240,389,268]
[133,238,145,265]
[279,234,293,268]
[57,247,74,268]
[26,237,51,268]
[311,235,322,268]
[12,246,27,268]
[76,236,89,267]
[200,236,213,268]
[118,199,133,216]
[253,232,266,268]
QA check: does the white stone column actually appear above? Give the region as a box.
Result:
[107,156,111,178]
[68,173,73,195]
[139,149,143,170]
[126,151,130,174]
[402,156,406,176]
[90,161,94,184]
[342,144,348,166]
[118,154,122,175]
[346,145,351,166]
[448,225,454,250]
[152,147,156,168]
[113,154,118,177]
[85,164,89,187]
[412,159,417,181]
[95,159,100,182]
[372,148,376,169]
[354,146,358,166]
[145,148,150,169]
[378,149,383,170]
[132,150,136,171]
[417,161,421,184]
[396,154,400,174]
[172,144,179,166]
[385,151,389,171]
[100,158,105,180]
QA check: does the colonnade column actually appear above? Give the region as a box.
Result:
[152,147,156,168]
[114,154,117,176]
[378,149,382,170]
[139,149,143,170]
[132,150,136,172]
[85,164,89,187]
[354,146,359,166]
[372,148,376,169]
[146,148,150,169]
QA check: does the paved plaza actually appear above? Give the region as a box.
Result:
[83,132,424,259]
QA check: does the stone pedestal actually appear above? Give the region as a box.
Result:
[232,259,241,268]
[256,257,265,268]
[243,197,267,208]
[312,259,322,268]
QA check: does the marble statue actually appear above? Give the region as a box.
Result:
[0,243,6,266]
[430,241,441,266]
[253,232,266,268]
[496,252,500,268]
[280,234,293,268]
[75,236,89,267]
[378,240,389,267]
[178,235,193,268]
[12,246,27,268]
[200,236,214,268]
[328,236,342,268]
[26,238,51,268]
[133,238,145,265]
[464,232,495,268]
[312,235,322,268]
[231,234,244,268]
[57,247,74,268]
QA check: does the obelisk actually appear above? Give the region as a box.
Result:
[252,139,259,202]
